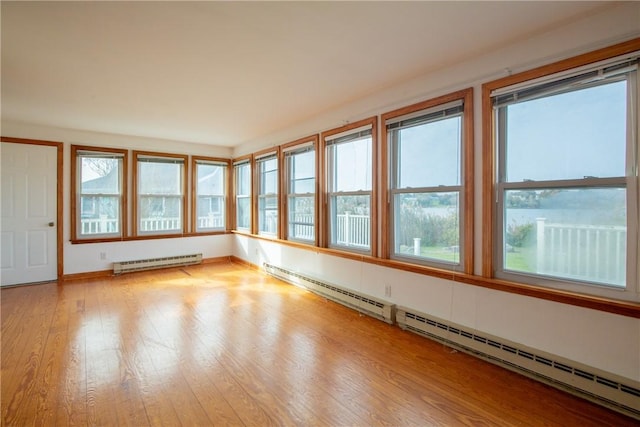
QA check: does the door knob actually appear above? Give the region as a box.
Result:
[48,222,55,227]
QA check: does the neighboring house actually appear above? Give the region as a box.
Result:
[80,167,119,221]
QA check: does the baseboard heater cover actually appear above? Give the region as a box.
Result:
[395,306,640,419]
[113,253,202,275]
[263,263,395,324]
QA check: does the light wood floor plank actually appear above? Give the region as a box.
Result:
[1,262,637,426]
[55,281,88,427]
[1,284,59,426]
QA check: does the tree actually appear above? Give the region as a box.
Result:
[506,221,534,248]
[397,199,458,248]
[83,158,116,178]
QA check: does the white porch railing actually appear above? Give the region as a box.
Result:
[139,217,181,232]
[81,216,119,234]
[82,213,371,245]
[289,214,314,240]
[335,212,370,248]
[536,218,626,286]
[197,214,224,229]
[256,212,370,247]
[260,211,279,235]
[81,215,224,234]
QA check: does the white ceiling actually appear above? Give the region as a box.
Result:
[1,1,612,147]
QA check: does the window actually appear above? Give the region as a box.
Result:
[284,137,317,243]
[134,152,187,235]
[193,157,228,232]
[256,150,279,237]
[488,54,638,300]
[323,118,377,254]
[383,89,473,271]
[234,158,252,232]
[71,146,127,240]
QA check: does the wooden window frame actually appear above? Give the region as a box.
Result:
[380,88,474,274]
[281,134,320,246]
[191,156,231,235]
[232,154,253,234]
[132,150,188,237]
[70,144,128,243]
[482,38,640,298]
[320,117,378,256]
[254,147,281,239]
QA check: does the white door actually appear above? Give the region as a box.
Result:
[1,142,58,286]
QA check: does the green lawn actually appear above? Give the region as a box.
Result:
[398,245,460,263]
[399,244,536,272]
[505,246,535,273]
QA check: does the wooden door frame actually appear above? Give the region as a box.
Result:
[1,136,64,281]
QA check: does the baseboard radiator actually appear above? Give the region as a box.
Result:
[396,306,640,419]
[113,253,202,275]
[263,263,395,324]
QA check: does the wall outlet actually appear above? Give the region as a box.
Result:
[384,284,392,298]
[100,252,107,260]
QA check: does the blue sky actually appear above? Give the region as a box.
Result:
[397,116,461,188]
[506,80,627,182]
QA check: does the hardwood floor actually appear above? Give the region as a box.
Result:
[1,261,636,426]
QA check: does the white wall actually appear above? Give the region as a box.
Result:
[0,121,234,274]
[233,2,640,383]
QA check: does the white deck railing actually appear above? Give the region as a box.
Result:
[139,218,181,232]
[81,215,225,234]
[335,212,370,248]
[289,214,314,240]
[82,213,372,247]
[536,218,626,286]
[258,212,370,247]
[196,214,225,229]
[80,216,119,234]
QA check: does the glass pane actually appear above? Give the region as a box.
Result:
[393,192,460,264]
[79,195,120,235]
[291,177,314,194]
[81,157,120,194]
[139,162,182,195]
[288,196,314,241]
[236,196,251,230]
[197,164,224,196]
[330,137,372,192]
[395,116,461,188]
[505,80,627,182]
[139,195,182,232]
[289,150,315,194]
[196,196,224,230]
[236,163,251,196]
[330,195,370,250]
[259,158,278,195]
[503,188,626,287]
[258,196,278,235]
